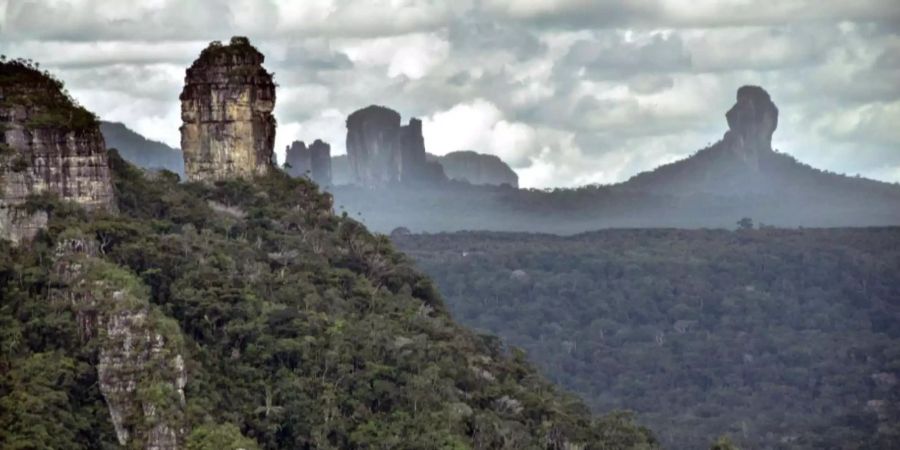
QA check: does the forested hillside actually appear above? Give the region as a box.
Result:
[395,229,900,449]
[0,152,657,449]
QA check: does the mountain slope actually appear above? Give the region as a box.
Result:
[395,228,900,450]
[100,121,184,177]
[0,149,658,449]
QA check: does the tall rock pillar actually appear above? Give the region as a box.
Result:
[180,36,276,182]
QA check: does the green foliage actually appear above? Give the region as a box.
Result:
[395,229,900,449]
[187,423,260,450]
[0,58,98,131]
[0,153,658,449]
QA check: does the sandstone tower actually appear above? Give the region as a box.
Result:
[180,36,276,182]
[0,59,116,243]
[345,105,445,187]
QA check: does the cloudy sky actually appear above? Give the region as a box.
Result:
[2,0,899,188]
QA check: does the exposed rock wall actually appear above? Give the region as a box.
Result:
[309,139,332,186]
[723,85,778,169]
[284,141,311,178]
[53,235,187,450]
[284,139,333,187]
[345,105,445,187]
[0,61,115,244]
[180,36,276,182]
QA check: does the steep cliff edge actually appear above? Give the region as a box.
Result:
[284,139,332,186]
[53,234,186,449]
[0,59,115,243]
[180,37,276,182]
[346,105,445,187]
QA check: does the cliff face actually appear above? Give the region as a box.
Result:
[180,36,276,182]
[431,151,519,187]
[345,105,445,187]
[53,235,186,450]
[284,141,311,178]
[285,139,333,187]
[309,139,332,186]
[0,60,115,244]
[723,85,778,169]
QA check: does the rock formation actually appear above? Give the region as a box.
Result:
[53,234,187,449]
[430,151,519,187]
[180,36,276,182]
[284,141,311,178]
[309,139,333,186]
[284,139,333,186]
[345,105,446,187]
[0,59,116,244]
[723,85,778,169]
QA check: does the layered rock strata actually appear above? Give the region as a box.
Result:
[180,36,276,182]
[0,60,115,243]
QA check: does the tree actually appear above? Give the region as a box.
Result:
[736,217,754,230]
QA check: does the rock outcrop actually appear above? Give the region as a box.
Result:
[430,151,519,187]
[345,105,446,187]
[285,139,333,186]
[0,60,116,244]
[284,141,311,178]
[53,233,187,450]
[309,139,332,186]
[723,85,778,169]
[180,36,276,182]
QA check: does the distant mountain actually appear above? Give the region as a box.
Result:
[100,121,184,177]
[429,151,519,187]
[620,86,899,203]
[330,86,900,233]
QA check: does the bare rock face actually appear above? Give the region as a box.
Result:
[53,234,187,450]
[309,139,332,186]
[284,139,333,186]
[0,60,116,244]
[345,105,446,187]
[431,151,519,187]
[180,36,276,182]
[284,141,311,178]
[723,85,778,168]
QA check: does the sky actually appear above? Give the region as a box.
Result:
[1,0,899,188]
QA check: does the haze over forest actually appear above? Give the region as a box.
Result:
[1,2,899,450]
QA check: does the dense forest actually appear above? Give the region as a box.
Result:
[395,229,900,449]
[0,149,662,449]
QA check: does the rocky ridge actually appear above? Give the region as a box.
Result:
[180,37,276,182]
[0,59,115,243]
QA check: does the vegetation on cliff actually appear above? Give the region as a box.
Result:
[394,229,900,449]
[0,57,98,131]
[0,151,657,449]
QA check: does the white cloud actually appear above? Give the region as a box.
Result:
[340,33,449,79]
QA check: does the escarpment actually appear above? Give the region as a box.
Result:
[180,36,276,182]
[0,59,115,243]
[346,105,446,187]
[53,233,187,450]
